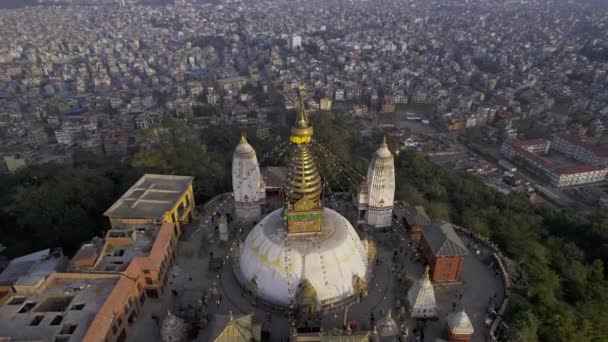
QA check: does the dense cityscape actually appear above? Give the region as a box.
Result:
[0,0,607,341]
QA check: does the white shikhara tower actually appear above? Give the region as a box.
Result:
[408,266,438,318]
[232,133,265,220]
[357,136,395,228]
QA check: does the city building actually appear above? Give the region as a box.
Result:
[548,165,608,187]
[319,98,332,111]
[0,272,140,342]
[0,248,67,290]
[420,223,469,283]
[501,139,608,187]
[551,133,608,167]
[2,154,27,173]
[104,174,195,233]
[381,96,395,113]
[289,35,302,50]
[102,129,128,157]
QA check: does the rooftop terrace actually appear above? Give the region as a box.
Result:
[104,174,193,220]
[0,274,118,342]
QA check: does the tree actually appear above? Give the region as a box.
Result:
[2,164,117,257]
[132,116,228,202]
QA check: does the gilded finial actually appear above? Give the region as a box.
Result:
[240,131,247,144]
[229,310,234,322]
[290,85,313,144]
[423,266,430,280]
[382,134,388,145]
[387,309,392,319]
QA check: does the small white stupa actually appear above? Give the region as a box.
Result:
[447,308,474,342]
[407,266,437,318]
[160,311,186,342]
[357,136,395,228]
[376,309,400,339]
[232,133,265,220]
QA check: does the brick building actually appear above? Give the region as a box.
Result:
[420,223,469,282]
[401,205,431,241]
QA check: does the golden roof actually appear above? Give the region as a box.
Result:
[212,312,261,342]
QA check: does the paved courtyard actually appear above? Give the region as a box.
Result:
[127,194,504,342]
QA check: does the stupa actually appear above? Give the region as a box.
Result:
[238,86,369,309]
[160,311,186,342]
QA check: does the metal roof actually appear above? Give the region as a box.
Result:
[421,222,469,257]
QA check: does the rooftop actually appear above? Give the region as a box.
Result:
[0,249,66,287]
[104,174,193,220]
[92,226,159,272]
[0,274,118,342]
[555,164,606,175]
[421,223,469,257]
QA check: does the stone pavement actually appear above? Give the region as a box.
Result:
[127,195,504,342]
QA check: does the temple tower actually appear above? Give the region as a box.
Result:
[232,133,265,220]
[447,308,474,342]
[362,136,395,228]
[407,266,437,318]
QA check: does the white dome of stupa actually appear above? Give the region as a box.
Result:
[239,208,369,306]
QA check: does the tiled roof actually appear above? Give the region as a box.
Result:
[421,222,469,257]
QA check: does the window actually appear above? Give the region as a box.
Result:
[145,289,159,299]
[29,315,44,326]
[145,277,153,285]
[128,311,137,326]
[112,323,118,335]
[143,269,150,274]
[50,315,63,326]
[59,324,77,335]
[18,302,37,313]
[70,303,85,311]
[113,250,125,257]
[117,317,123,326]
[35,296,74,312]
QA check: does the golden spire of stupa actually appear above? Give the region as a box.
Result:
[290,85,313,144]
[240,131,247,144]
[284,85,323,234]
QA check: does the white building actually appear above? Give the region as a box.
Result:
[407,267,437,318]
[289,35,302,50]
[548,166,608,187]
[232,134,265,220]
[357,137,395,228]
[54,127,75,146]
